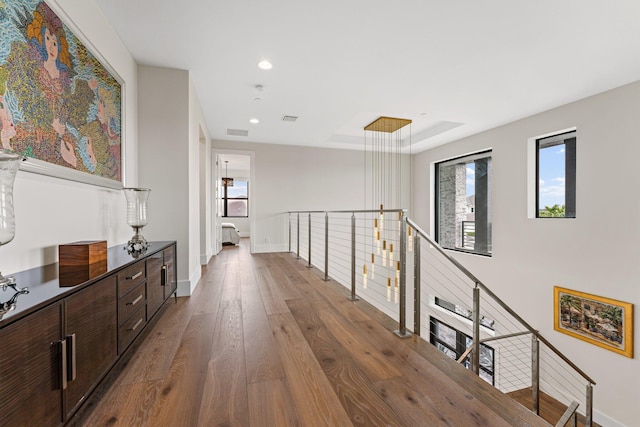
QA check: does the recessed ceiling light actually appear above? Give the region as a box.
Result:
[257,60,272,70]
[249,118,260,124]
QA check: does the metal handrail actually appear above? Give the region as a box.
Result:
[405,217,596,386]
[556,401,580,427]
[288,209,595,425]
[288,209,406,215]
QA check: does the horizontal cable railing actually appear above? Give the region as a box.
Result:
[288,209,596,427]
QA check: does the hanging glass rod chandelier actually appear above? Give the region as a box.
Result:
[362,116,412,300]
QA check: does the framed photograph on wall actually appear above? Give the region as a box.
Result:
[554,286,633,358]
[0,0,123,189]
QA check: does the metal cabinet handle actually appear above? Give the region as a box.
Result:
[59,339,67,390]
[66,333,77,382]
[127,294,143,306]
[126,271,143,281]
[161,265,168,286]
[127,318,144,332]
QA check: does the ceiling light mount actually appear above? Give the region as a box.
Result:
[257,60,272,70]
[249,118,259,124]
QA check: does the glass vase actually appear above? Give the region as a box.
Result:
[123,188,151,257]
[0,149,28,315]
[0,150,22,247]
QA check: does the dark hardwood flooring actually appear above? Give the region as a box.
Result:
[76,238,550,426]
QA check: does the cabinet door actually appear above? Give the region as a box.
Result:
[146,251,164,316]
[0,303,63,426]
[64,276,117,419]
[163,245,177,299]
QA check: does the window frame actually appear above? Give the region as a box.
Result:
[429,316,495,385]
[222,178,249,218]
[434,150,492,256]
[535,131,576,219]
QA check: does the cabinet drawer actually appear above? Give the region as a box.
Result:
[118,282,146,325]
[117,261,146,297]
[118,304,146,353]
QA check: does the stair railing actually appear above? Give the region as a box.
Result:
[288,209,596,427]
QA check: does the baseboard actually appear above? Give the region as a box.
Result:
[200,252,212,265]
[252,243,288,253]
[593,410,625,427]
[176,267,203,297]
[239,231,250,238]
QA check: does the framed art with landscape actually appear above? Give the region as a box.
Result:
[0,0,123,188]
[554,286,633,358]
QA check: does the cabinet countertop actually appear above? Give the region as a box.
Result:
[0,241,176,327]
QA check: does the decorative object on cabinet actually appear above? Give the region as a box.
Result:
[554,286,634,358]
[0,149,28,318]
[0,1,123,189]
[123,188,151,257]
[58,240,108,286]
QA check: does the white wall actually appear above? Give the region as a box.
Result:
[138,66,210,296]
[413,81,640,426]
[0,0,136,274]
[212,140,370,252]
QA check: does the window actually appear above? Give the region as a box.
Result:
[536,131,576,218]
[430,317,495,385]
[435,151,492,256]
[221,178,248,217]
[434,296,495,330]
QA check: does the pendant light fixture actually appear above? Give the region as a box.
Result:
[223,160,234,187]
[362,116,412,299]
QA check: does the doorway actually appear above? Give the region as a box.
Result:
[214,150,254,254]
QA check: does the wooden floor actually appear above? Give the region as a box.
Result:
[75,239,550,427]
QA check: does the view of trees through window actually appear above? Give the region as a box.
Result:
[537,131,576,218]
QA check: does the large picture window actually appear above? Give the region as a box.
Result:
[536,131,576,218]
[429,317,495,385]
[435,151,492,256]
[222,178,248,217]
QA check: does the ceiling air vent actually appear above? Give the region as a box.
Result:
[281,115,298,122]
[227,129,249,137]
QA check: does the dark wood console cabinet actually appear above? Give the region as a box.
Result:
[0,241,177,426]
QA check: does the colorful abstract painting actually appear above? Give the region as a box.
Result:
[0,0,121,183]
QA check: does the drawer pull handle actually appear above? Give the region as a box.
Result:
[127,271,143,281]
[127,294,143,306]
[161,265,168,286]
[128,318,144,332]
[59,339,67,390]
[66,333,77,382]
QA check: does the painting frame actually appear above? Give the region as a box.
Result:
[554,286,633,358]
[1,0,125,189]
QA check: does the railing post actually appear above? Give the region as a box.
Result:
[472,286,480,375]
[586,383,593,427]
[532,334,540,415]
[395,212,411,338]
[288,213,291,253]
[324,212,329,281]
[307,212,312,268]
[349,212,359,301]
[296,212,300,259]
[413,234,421,336]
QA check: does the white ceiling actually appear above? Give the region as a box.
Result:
[95,0,640,153]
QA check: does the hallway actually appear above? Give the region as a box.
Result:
[77,239,549,426]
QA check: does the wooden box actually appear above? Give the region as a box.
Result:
[59,240,107,267]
